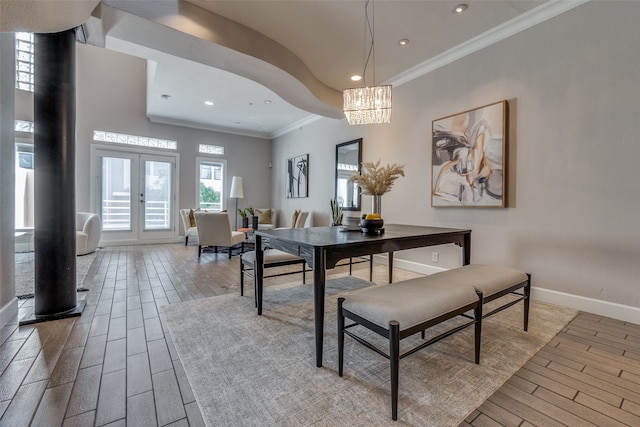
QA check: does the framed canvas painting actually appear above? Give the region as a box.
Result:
[431,100,508,208]
[286,154,309,198]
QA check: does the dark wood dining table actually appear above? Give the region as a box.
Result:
[254,224,472,367]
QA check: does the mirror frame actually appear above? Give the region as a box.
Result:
[334,138,362,211]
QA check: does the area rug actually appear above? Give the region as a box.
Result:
[14,250,98,298]
[162,276,577,426]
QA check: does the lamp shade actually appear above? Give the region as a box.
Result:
[230,176,244,198]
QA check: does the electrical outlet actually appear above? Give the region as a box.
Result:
[432,252,439,263]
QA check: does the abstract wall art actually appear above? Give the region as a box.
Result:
[286,154,309,198]
[432,100,508,208]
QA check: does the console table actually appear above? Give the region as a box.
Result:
[254,224,472,367]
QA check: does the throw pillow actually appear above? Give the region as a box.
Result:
[256,209,272,224]
[189,209,197,227]
[290,210,300,228]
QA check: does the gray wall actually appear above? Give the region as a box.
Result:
[73,44,273,235]
[271,2,640,319]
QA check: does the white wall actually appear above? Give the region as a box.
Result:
[272,2,640,321]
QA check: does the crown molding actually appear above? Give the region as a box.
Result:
[271,114,327,139]
[388,0,590,87]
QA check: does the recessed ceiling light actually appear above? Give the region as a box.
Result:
[264,100,272,104]
[350,75,362,82]
[204,100,214,106]
[160,94,171,100]
[453,4,468,14]
[398,39,409,46]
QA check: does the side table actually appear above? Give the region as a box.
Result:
[237,227,255,251]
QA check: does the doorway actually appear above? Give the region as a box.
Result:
[92,147,178,244]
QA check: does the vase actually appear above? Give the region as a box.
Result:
[242,217,249,228]
[251,216,259,230]
[372,195,382,215]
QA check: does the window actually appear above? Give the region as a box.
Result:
[15,143,34,228]
[93,130,177,150]
[199,144,224,155]
[15,120,34,133]
[198,159,225,210]
[15,32,34,92]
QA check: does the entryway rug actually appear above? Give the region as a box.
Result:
[162,276,577,426]
[15,250,98,298]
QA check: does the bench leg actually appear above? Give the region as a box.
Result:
[302,263,306,284]
[185,236,188,246]
[240,261,245,296]
[474,292,483,364]
[198,245,202,258]
[389,320,400,421]
[338,298,345,377]
[524,273,532,332]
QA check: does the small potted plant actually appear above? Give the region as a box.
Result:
[330,199,343,226]
[237,208,249,228]
[246,206,258,229]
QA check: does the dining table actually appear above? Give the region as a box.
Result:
[254,224,472,367]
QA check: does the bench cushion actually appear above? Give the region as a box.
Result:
[242,249,303,265]
[342,277,478,330]
[430,264,528,297]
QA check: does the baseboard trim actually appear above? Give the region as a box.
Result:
[0,297,18,329]
[373,254,448,276]
[532,287,640,325]
[373,255,639,325]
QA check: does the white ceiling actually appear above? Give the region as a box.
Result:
[3,0,586,139]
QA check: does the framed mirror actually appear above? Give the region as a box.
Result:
[335,138,362,211]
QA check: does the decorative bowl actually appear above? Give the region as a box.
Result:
[360,218,384,234]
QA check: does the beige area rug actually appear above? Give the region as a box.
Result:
[162,276,577,427]
[14,250,98,298]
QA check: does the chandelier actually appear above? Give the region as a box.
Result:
[343,0,392,125]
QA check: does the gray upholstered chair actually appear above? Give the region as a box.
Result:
[194,212,245,258]
[76,212,101,255]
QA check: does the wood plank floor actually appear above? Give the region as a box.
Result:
[0,243,638,426]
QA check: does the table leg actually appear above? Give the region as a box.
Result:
[388,252,394,283]
[313,246,326,367]
[256,234,264,315]
[463,233,471,265]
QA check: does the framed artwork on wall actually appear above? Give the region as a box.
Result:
[432,100,508,208]
[286,154,309,198]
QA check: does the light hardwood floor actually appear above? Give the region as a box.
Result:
[1,243,638,426]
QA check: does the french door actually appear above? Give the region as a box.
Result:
[94,147,177,243]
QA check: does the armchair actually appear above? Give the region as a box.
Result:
[194,212,246,259]
[76,212,101,255]
[179,209,199,246]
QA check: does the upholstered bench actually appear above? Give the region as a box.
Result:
[240,249,308,301]
[338,278,483,421]
[338,264,531,420]
[428,264,531,330]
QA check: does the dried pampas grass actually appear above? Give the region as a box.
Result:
[349,160,405,196]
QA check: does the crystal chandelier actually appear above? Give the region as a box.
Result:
[343,0,392,125]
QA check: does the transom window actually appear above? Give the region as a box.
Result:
[15,32,34,92]
[93,130,177,150]
[199,144,225,155]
